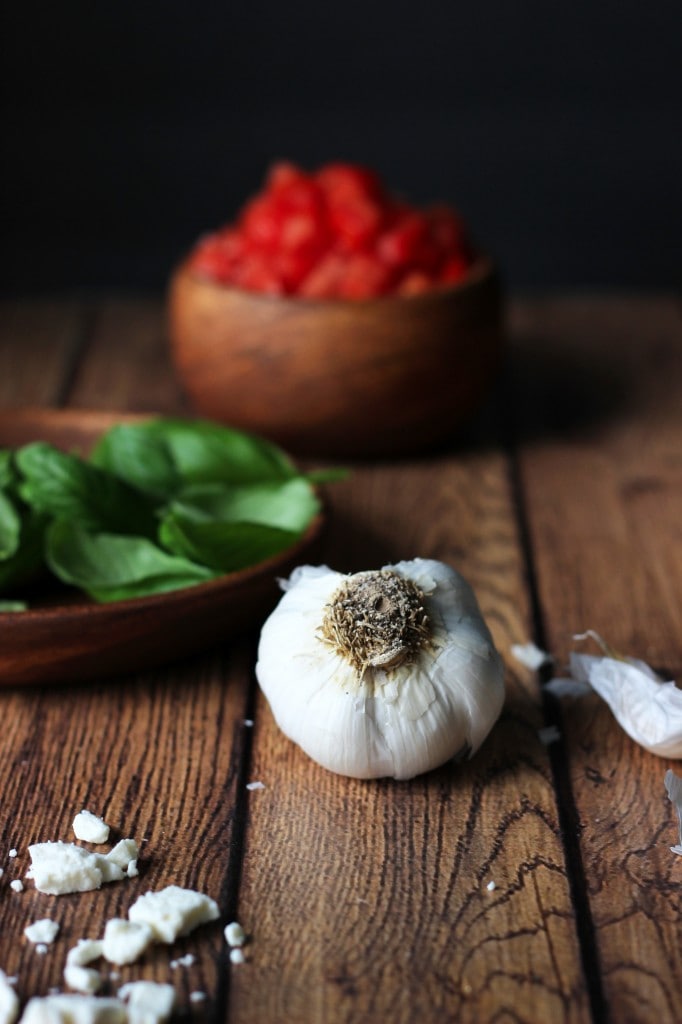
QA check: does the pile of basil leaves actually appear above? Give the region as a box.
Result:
[0,418,327,608]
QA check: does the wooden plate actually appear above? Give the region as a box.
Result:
[0,409,324,686]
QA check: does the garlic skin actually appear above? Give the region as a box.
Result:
[255,558,505,780]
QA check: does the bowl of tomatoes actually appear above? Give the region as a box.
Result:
[168,162,503,458]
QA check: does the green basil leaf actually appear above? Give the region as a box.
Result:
[170,478,320,532]
[0,508,47,594]
[160,513,299,574]
[0,600,28,613]
[126,418,297,485]
[16,442,158,537]
[90,424,181,499]
[0,450,14,490]
[46,521,217,602]
[0,489,21,560]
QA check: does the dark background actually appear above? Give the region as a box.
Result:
[2,2,681,294]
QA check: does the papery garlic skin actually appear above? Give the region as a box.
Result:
[256,559,505,780]
[564,652,682,758]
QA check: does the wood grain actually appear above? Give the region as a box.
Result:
[512,296,682,1023]
[231,455,589,1023]
[0,299,87,405]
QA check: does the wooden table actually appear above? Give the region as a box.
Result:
[0,294,681,1023]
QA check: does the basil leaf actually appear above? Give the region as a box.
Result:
[46,521,217,603]
[160,513,300,574]
[90,424,181,499]
[0,489,21,560]
[170,478,320,532]
[0,508,46,593]
[16,443,158,537]
[127,418,297,485]
[0,450,14,490]
[0,600,28,613]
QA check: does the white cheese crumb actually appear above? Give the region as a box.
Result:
[544,676,592,698]
[243,719,254,727]
[9,880,23,893]
[63,963,102,995]
[126,860,139,879]
[24,919,60,946]
[246,781,265,791]
[511,642,553,670]
[0,868,3,877]
[128,885,219,944]
[189,991,206,1004]
[117,981,175,1023]
[101,919,153,966]
[73,811,110,845]
[224,921,246,947]
[169,953,194,970]
[20,994,126,1024]
[0,969,19,1024]
[27,841,132,895]
[35,945,48,956]
[486,880,496,892]
[106,839,139,871]
[66,939,104,967]
[538,725,561,745]
[8,850,17,859]
[229,948,245,965]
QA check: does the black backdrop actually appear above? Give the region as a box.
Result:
[2,1,681,292]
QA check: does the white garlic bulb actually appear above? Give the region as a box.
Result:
[256,558,505,780]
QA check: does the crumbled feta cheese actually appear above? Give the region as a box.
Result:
[8,850,17,860]
[224,922,246,948]
[27,842,128,895]
[486,880,496,892]
[101,919,153,966]
[189,992,206,1004]
[229,948,245,965]
[243,719,254,727]
[169,953,194,970]
[511,642,553,670]
[246,781,265,791]
[20,994,125,1024]
[0,969,19,1024]
[66,940,103,967]
[106,839,139,872]
[9,881,23,894]
[0,868,3,877]
[63,964,102,995]
[35,945,48,956]
[126,860,138,879]
[24,919,60,946]
[117,982,175,1023]
[73,811,110,845]
[128,886,219,944]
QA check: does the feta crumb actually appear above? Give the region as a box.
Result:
[189,991,206,1003]
[63,963,102,995]
[9,880,23,893]
[35,944,48,956]
[128,885,219,944]
[117,981,175,1023]
[20,994,125,1024]
[486,881,496,892]
[66,940,104,967]
[544,676,592,698]
[0,868,3,877]
[229,948,245,965]
[106,839,139,871]
[126,860,139,879]
[243,719,254,727]
[8,850,17,859]
[101,919,153,966]
[73,811,110,845]
[538,725,561,745]
[511,642,553,670]
[170,953,194,970]
[246,781,265,791]
[224,921,246,947]
[24,919,60,946]
[0,969,19,1024]
[27,841,131,895]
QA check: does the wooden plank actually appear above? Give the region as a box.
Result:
[231,452,591,1023]
[513,296,682,1023]
[0,298,249,1017]
[66,297,186,412]
[0,299,88,406]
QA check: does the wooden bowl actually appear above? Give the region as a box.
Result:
[168,258,504,458]
[0,409,324,687]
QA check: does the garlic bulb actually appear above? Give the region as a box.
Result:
[255,558,505,780]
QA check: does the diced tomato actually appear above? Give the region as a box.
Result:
[187,162,475,298]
